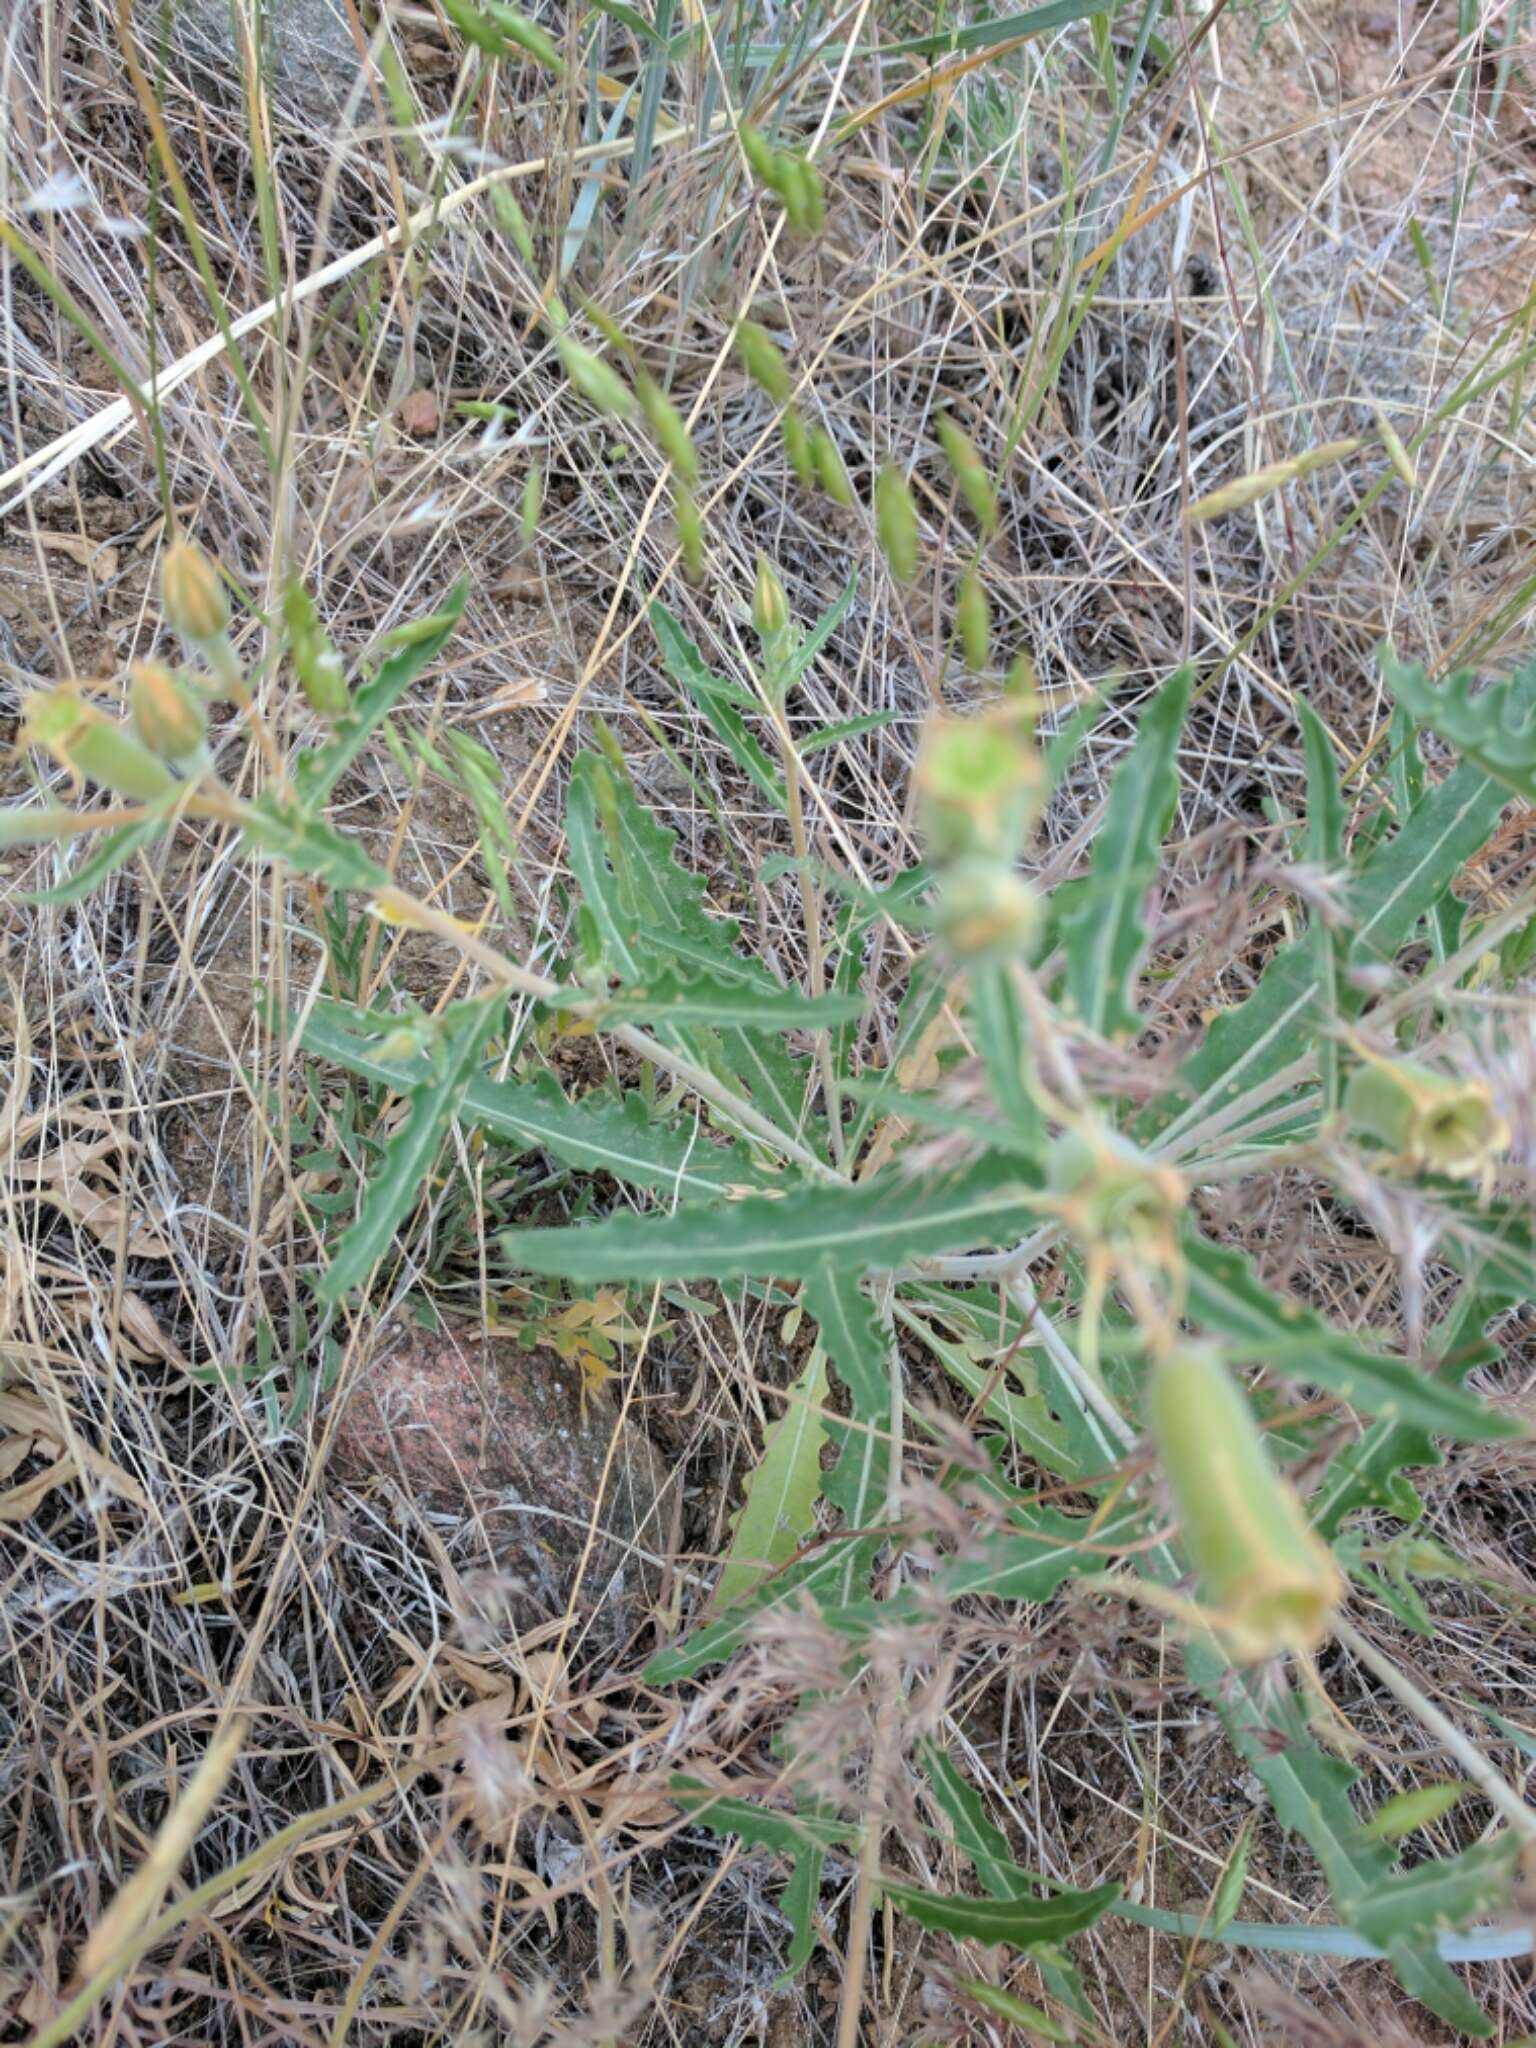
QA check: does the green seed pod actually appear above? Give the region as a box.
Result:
[936,415,999,536]
[556,335,633,417]
[637,372,700,486]
[130,660,206,761]
[781,407,816,489]
[811,429,854,507]
[22,690,177,801]
[520,462,543,544]
[733,320,792,407]
[875,464,919,585]
[162,540,229,644]
[1147,1345,1344,1661]
[1046,1123,1184,1247]
[1344,1058,1509,1181]
[675,488,705,583]
[914,702,1044,865]
[282,580,349,719]
[935,859,1037,961]
[956,568,991,672]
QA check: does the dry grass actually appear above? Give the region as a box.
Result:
[2,0,1536,2039]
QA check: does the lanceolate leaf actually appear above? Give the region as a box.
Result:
[24,786,183,905]
[293,582,467,807]
[672,1778,852,1854]
[1157,754,1509,1149]
[499,1154,1038,1284]
[650,601,786,809]
[242,798,393,892]
[1063,667,1192,1040]
[713,1346,829,1612]
[598,967,864,1031]
[321,995,502,1302]
[1183,1236,1516,1441]
[882,1877,1120,1948]
[301,1001,763,1199]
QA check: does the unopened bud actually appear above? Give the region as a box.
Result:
[1047,1123,1184,1246]
[130,661,206,760]
[935,860,1037,961]
[162,540,229,643]
[915,702,1044,865]
[22,689,177,801]
[752,552,790,642]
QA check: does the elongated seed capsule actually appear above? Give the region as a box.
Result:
[637,372,700,486]
[733,320,792,406]
[936,416,999,537]
[1186,438,1363,523]
[875,464,919,584]
[1147,1346,1343,1660]
[675,488,705,583]
[1344,1058,1508,1180]
[556,335,633,417]
[811,429,854,507]
[162,540,228,643]
[22,690,177,801]
[130,661,206,760]
[781,407,816,488]
[956,568,991,671]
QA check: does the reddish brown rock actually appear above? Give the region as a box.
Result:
[330,1321,665,1633]
[396,388,440,438]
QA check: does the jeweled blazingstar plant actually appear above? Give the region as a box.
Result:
[8,511,1532,2039]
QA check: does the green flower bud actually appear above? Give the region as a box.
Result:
[733,320,792,406]
[1046,1123,1184,1246]
[752,552,790,642]
[914,702,1044,865]
[23,690,177,801]
[956,568,991,672]
[935,860,1037,961]
[130,660,206,761]
[1148,1345,1344,1661]
[875,463,919,584]
[161,540,229,643]
[637,372,700,486]
[1345,1058,1509,1181]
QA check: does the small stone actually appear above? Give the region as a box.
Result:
[397,389,441,438]
[330,1321,664,1637]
